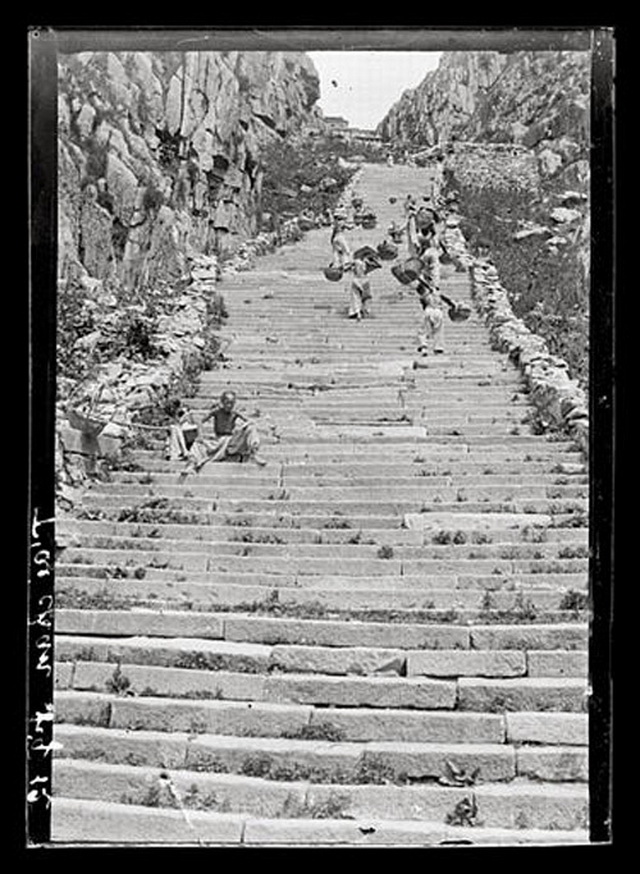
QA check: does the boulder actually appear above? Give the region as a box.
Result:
[550,207,582,224]
[538,148,563,177]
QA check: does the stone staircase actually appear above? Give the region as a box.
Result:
[53,164,590,846]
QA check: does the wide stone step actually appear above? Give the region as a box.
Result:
[62,532,590,562]
[129,457,587,477]
[457,678,587,712]
[56,610,471,649]
[55,689,510,743]
[53,724,522,783]
[79,495,588,521]
[63,612,583,653]
[52,762,589,832]
[59,518,590,545]
[87,482,586,502]
[50,795,589,845]
[56,635,272,674]
[58,562,589,594]
[60,548,588,578]
[56,577,587,615]
[67,661,457,709]
[129,445,584,462]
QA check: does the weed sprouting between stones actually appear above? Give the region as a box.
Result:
[190,756,230,775]
[279,791,355,820]
[446,795,482,827]
[559,589,589,612]
[377,545,394,559]
[520,525,548,543]
[174,688,225,701]
[480,590,495,613]
[439,761,481,788]
[105,664,132,696]
[224,515,252,527]
[56,588,135,611]
[558,545,589,560]
[552,510,588,529]
[117,498,205,525]
[182,784,232,812]
[120,783,175,809]
[282,722,347,742]
[323,517,352,530]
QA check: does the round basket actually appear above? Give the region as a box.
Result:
[66,406,105,436]
[448,303,472,322]
[377,241,399,261]
[402,257,423,281]
[391,264,414,286]
[323,266,344,282]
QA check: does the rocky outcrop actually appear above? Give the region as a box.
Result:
[377,51,590,187]
[58,50,323,290]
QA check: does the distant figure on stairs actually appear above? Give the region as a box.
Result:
[413,229,446,356]
[180,391,266,477]
[347,247,380,321]
[330,212,352,269]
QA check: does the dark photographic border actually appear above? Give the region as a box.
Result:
[27,24,614,849]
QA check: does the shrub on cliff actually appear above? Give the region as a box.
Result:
[260,138,358,222]
[57,278,99,383]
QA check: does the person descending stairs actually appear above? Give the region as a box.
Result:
[53,163,590,846]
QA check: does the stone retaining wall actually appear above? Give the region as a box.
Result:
[56,252,222,503]
[442,220,589,460]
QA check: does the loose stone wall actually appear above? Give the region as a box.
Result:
[443,219,589,460]
[56,252,221,504]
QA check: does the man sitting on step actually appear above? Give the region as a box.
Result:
[180,391,266,477]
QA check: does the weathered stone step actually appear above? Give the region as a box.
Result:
[64,532,589,561]
[200,374,529,388]
[408,650,587,679]
[132,457,587,477]
[50,795,589,844]
[130,445,584,462]
[68,661,457,709]
[56,576,587,615]
[53,724,520,783]
[56,635,272,674]
[58,562,589,593]
[80,494,588,521]
[196,390,531,405]
[55,689,509,743]
[89,482,586,503]
[60,518,590,545]
[61,548,588,578]
[457,678,587,712]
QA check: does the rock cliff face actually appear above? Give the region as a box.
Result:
[58,50,322,289]
[378,51,590,187]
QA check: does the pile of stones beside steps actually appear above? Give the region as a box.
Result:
[441,220,588,459]
[56,250,226,504]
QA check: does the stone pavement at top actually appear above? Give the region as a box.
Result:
[53,163,590,846]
